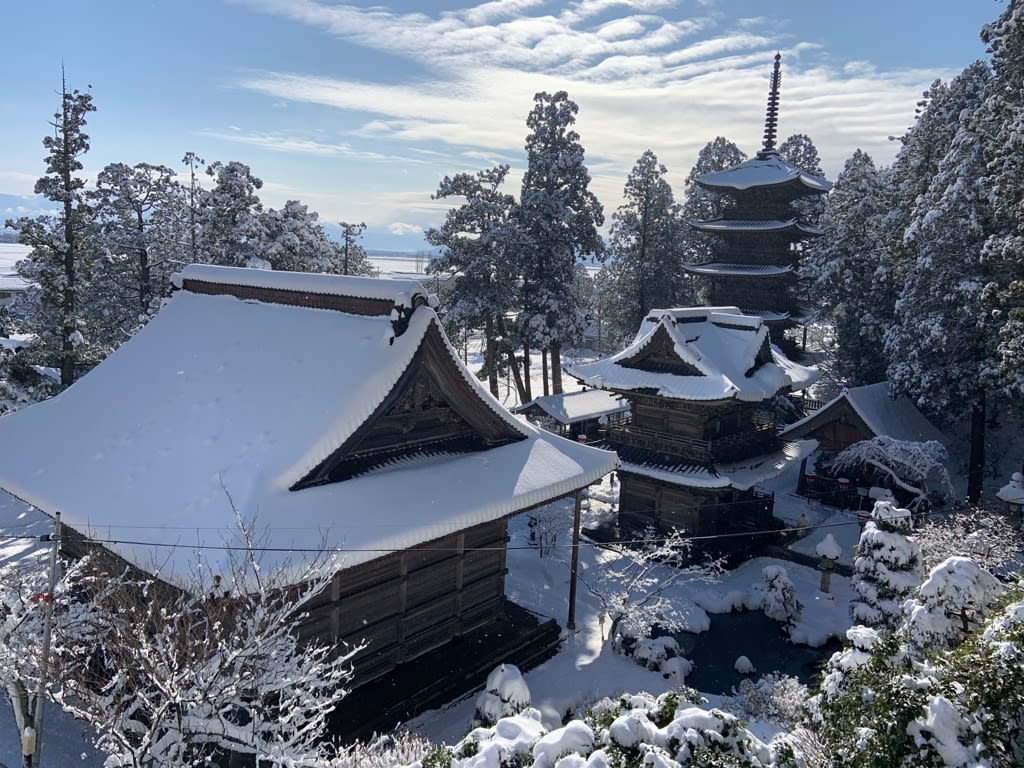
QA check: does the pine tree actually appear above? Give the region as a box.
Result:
[4,75,96,387]
[803,150,893,385]
[88,162,181,347]
[850,501,924,631]
[260,200,347,273]
[426,165,522,399]
[198,160,267,266]
[337,220,373,276]
[601,150,689,343]
[519,91,604,395]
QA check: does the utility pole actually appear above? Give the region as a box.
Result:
[26,512,60,767]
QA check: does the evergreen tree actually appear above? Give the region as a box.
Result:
[601,150,689,343]
[181,152,206,264]
[198,160,267,267]
[779,133,826,220]
[803,149,894,386]
[88,162,181,347]
[4,75,96,387]
[884,61,997,501]
[678,137,746,266]
[337,220,373,276]
[426,165,522,399]
[979,0,1024,397]
[518,91,604,395]
[260,200,347,273]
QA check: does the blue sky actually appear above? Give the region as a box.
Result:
[0,0,1002,251]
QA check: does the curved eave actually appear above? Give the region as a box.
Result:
[691,218,823,236]
[696,154,832,194]
[683,263,794,277]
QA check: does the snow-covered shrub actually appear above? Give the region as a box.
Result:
[734,655,756,674]
[914,506,1024,573]
[475,663,532,726]
[760,565,803,630]
[850,501,925,629]
[633,635,679,670]
[660,656,693,684]
[902,556,1004,654]
[330,731,436,768]
[720,673,812,729]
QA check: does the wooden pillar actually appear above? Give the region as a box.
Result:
[567,489,583,631]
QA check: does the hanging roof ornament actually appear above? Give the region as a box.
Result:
[761,52,782,155]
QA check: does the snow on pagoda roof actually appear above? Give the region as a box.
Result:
[697,152,832,194]
[513,389,629,425]
[682,263,794,277]
[566,306,818,401]
[689,218,823,236]
[620,439,817,491]
[780,381,947,445]
[0,266,616,587]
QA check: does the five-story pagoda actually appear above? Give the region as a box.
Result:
[684,54,831,353]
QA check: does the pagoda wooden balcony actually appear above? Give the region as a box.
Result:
[604,420,777,464]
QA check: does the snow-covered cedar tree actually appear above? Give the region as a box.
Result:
[42,531,361,767]
[426,165,523,399]
[979,0,1024,396]
[474,663,532,726]
[800,149,895,386]
[815,582,1024,767]
[914,505,1024,573]
[831,435,954,510]
[902,556,1004,654]
[5,75,96,388]
[721,672,812,730]
[518,90,604,396]
[678,136,747,267]
[260,200,364,275]
[600,149,691,345]
[778,133,826,221]
[883,60,999,503]
[850,500,925,630]
[578,526,723,653]
[760,565,803,631]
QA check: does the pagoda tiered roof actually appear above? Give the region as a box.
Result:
[683,263,794,277]
[690,217,823,236]
[696,151,831,197]
[566,306,818,401]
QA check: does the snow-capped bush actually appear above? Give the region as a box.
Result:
[735,655,755,674]
[633,635,679,670]
[720,672,812,729]
[474,663,532,726]
[761,565,803,628]
[850,504,925,629]
[660,656,693,683]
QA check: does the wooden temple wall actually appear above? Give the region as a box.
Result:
[298,518,509,686]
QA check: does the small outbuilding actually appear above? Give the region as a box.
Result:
[779,381,948,453]
[513,388,629,442]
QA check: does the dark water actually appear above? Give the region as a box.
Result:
[674,611,841,696]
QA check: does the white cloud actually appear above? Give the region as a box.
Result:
[389,222,424,236]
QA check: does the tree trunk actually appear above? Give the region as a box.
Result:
[551,341,563,395]
[484,313,499,398]
[522,342,533,402]
[541,348,550,397]
[967,396,985,503]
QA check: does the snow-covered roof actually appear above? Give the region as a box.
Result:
[689,218,823,236]
[697,152,832,194]
[780,382,947,445]
[566,307,819,402]
[0,266,617,587]
[618,439,817,491]
[682,263,794,277]
[513,389,629,425]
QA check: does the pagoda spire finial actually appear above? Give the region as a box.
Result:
[761,52,782,154]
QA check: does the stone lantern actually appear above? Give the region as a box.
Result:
[998,472,1024,521]
[816,533,842,594]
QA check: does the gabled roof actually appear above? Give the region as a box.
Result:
[566,307,818,401]
[0,265,617,586]
[696,152,832,196]
[780,381,948,445]
[513,389,629,425]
